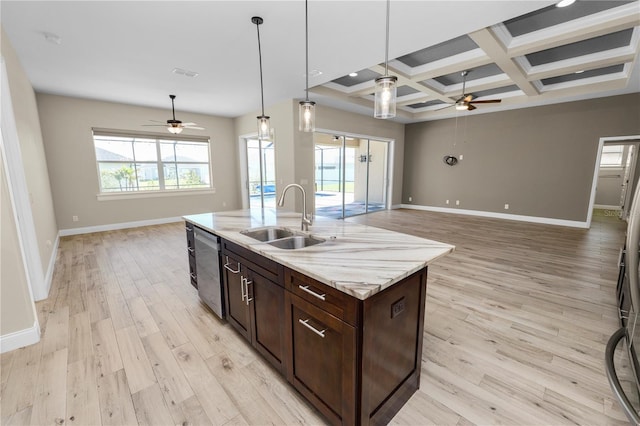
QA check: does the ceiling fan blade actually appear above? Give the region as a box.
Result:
[467,104,477,111]
[470,99,502,104]
[141,124,169,127]
[435,104,454,111]
[148,119,168,124]
[463,94,474,102]
[181,122,198,126]
[184,126,205,130]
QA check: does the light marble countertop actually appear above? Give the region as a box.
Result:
[184,209,454,300]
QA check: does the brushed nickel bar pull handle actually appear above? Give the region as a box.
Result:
[298,319,325,338]
[299,285,326,301]
[187,247,195,253]
[240,276,247,301]
[245,279,253,304]
[223,256,240,274]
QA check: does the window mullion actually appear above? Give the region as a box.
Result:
[156,139,165,190]
[131,140,139,191]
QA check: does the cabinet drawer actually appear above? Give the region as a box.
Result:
[285,269,360,327]
[222,239,283,286]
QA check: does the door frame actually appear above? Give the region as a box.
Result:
[314,128,394,217]
[587,135,640,227]
[0,57,41,339]
[239,132,277,210]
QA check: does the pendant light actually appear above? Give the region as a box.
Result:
[252,16,271,140]
[374,0,397,119]
[299,0,316,132]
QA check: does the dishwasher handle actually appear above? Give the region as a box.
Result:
[605,327,640,425]
[194,229,220,250]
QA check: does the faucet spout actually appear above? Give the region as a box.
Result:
[278,183,313,231]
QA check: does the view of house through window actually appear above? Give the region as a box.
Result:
[93,131,211,193]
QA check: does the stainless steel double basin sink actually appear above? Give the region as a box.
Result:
[240,226,325,250]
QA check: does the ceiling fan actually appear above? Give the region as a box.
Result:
[451,70,502,111]
[142,94,204,134]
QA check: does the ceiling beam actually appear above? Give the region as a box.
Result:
[309,85,414,120]
[369,64,454,104]
[503,3,640,57]
[469,28,539,96]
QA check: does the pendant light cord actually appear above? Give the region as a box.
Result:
[384,0,390,76]
[256,21,265,116]
[305,0,309,102]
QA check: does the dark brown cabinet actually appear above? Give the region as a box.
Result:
[284,267,427,426]
[211,236,428,426]
[285,292,357,425]
[221,240,286,373]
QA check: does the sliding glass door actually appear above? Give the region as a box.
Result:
[246,138,276,209]
[314,133,388,219]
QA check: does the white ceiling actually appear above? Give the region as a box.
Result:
[4,1,635,124]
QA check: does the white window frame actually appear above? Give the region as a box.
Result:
[92,128,214,200]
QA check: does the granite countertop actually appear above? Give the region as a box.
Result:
[184,209,454,300]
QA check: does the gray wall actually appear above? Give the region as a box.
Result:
[403,93,640,222]
[37,94,241,230]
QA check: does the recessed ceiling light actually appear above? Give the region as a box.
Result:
[309,69,323,77]
[172,68,199,78]
[43,32,62,45]
[575,70,585,74]
[349,72,358,77]
[556,0,575,7]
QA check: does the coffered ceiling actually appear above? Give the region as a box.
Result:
[314,0,640,122]
[2,1,639,124]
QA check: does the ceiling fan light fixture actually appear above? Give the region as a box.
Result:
[252,16,272,140]
[374,0,397,119]
[455,99,469,111]
[167,125,183,134]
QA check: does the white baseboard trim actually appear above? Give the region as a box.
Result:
[34,234,60,302]
[399,204,589,229]
[59,216,183,236]
[391,204,403,210]
[594,204,622,211]
[0,320,40,353]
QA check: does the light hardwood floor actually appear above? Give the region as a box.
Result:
[0,209,630,425]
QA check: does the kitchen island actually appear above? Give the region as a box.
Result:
[184,209,454,425]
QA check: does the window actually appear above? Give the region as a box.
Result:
[600,145,625,167]
[93,129,211,194]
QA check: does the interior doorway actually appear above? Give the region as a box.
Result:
[589,136,640,225]
[313,132,389,219]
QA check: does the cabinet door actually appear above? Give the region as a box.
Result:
[286,293,356,426]
[248,270,285,372]
[223,254,251,340]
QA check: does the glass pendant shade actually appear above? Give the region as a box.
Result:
[374,76,397,119]
[298,100,316,132]
[257,115,271,140]
[168,125,183,134]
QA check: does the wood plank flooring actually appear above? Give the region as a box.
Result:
[0,209,630,425]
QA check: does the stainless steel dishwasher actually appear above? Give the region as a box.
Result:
[194,227,225,319]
